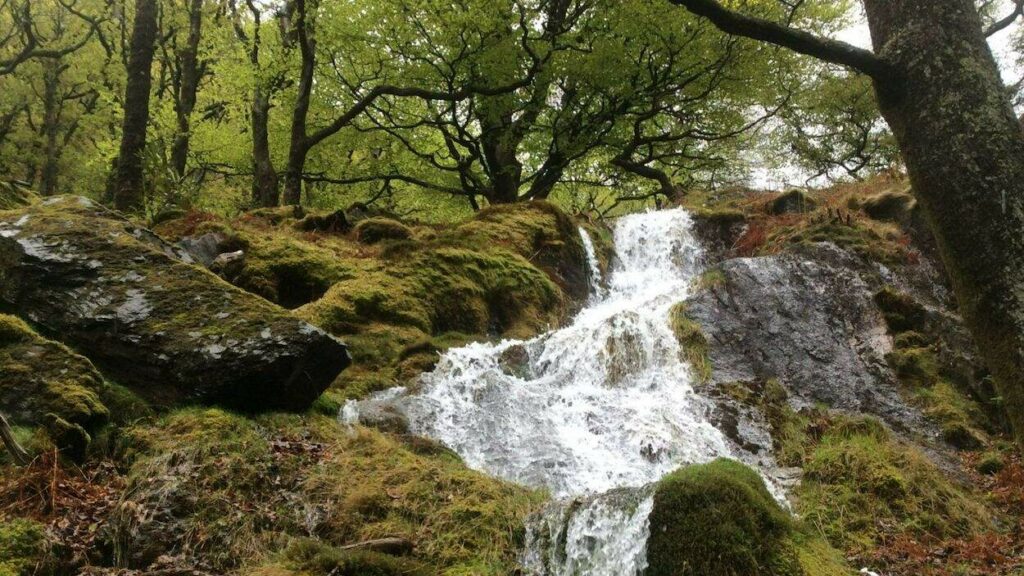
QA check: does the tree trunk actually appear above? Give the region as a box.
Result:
[251,86,279,207]
[170,0,204,178]
[862,0,1024,439]
[39,62,62,195]
[283,0,315,206]
[111,0,158,212]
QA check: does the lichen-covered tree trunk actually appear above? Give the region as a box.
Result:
[111,0,158,212]
[251,87,279,207]
[863,0,1024,439]
[170,0,204,178]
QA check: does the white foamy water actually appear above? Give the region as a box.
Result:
[345,209,768,574]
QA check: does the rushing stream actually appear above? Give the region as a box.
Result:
[344,209,775,574]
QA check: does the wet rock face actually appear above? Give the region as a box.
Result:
[685,243,921,430]
[0,196,350,411]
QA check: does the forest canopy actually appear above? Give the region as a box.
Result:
[0,0,894,220]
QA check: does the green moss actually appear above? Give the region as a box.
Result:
[112,408,541,574]
[0,314,108,457]
[858,189,916,222]
[769,189,818,215]
[279,538,429,576]
[874,287,928,334]
[976,452,1005,475]
[669,303,711,384]
[0,518,51,576]
[647,458,849,576]
[354,218,414,245]
[796,418,990,554]
[693,207,748,225]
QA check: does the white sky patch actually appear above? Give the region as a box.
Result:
[751,2,1023,189]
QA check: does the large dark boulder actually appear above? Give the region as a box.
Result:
[0,196,350,411]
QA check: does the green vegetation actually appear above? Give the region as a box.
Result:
[669,303,712,384]
[111,408,542,574]
[0,314,108,458]
[0,518,51,576]
[646,458,851,576]
[354,218,414,245]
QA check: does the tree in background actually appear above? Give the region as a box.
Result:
[668,0,1024,441]
[110,0,158,212]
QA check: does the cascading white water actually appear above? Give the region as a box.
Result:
[344,209,772,574]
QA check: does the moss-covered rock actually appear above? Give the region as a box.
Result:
[107,409,541,574]
[354,218,414,244]
[0,314,108,458]
[0,196,350,412]
[646,458,847,576]
[769,189,818,215]
[858,188,916,222]
[445,201,589,303]
[669,303,710,383]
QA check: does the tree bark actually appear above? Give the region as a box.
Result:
[282,0,315,206]
[111,0,158,212]
[862,0,1024,440]
[251,86,279,207]
[39,62,63,195]
[170,0,204,178]
[671,0,1024,441]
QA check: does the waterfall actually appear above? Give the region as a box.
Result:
[344,209,775,574]
[578,227,605,302]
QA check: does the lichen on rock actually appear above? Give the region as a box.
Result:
[0,196,350,412]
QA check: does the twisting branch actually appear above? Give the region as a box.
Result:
[667,0,896,80]
[986,0,1024,36]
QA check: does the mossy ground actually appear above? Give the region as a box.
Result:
[0,518,51,576]
[106,408,542,574]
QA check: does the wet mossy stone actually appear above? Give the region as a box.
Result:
[0,314,108,457]
[645,458,799,576]
[0,196,350,412]
[354,218,414,244]
[769,189,818,215]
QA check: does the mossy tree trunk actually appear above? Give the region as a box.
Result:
[670,0,1024,441]
[111,0,158,212]
[863,0,1024,441]
[169,0,205,178]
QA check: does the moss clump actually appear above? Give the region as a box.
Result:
[874,287,928,334]
[111,408,541,574]
[354,218,414,244]
[975,452,1006,475]
[0,518,51,576]
[0,314,108,458]
[269,538,429,576]
[796,418,991,554]
[647,458,848,576]
[858,189,916,222]
[769,189,818,215]
[669,303,711,383]
[444,201,589,302]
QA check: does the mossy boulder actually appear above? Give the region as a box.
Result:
[445,201,590,304]
[0,196,350,412]
[769,189,817,215]
[0,314,108,458]
[646,459,800,576]
[858,188,916,222]
[354,218,414,244]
